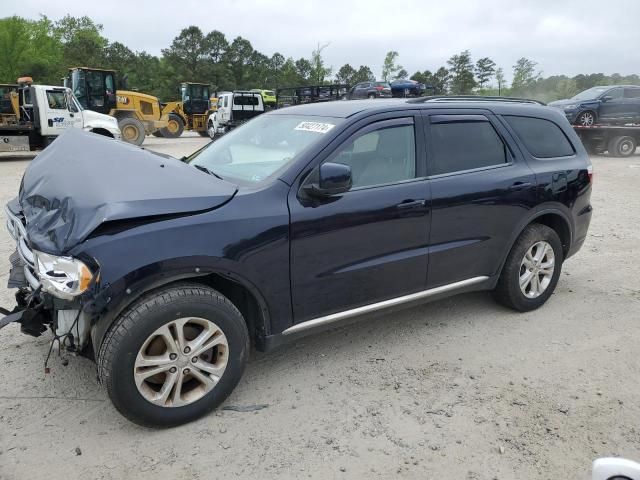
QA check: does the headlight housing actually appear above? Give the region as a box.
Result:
[34,251,94,300]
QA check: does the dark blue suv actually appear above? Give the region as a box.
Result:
[2,97,593,427]
[549,85,640,126]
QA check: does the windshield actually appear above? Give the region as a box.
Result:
[571,86,611,101]
[188,114,343,183]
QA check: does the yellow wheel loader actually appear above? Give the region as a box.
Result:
[156,82,213,138]
[68,67,178,146]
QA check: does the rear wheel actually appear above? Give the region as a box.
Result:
[118,117,146,146]
[160,113,185,138]
[576,110,596,126]
[607,135,637,157]
[97,283,249,427]
[493,224,563,312]
[367,93,376,99]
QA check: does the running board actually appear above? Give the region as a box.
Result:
[283,276,489,336]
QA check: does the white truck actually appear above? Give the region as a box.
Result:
[0,78,120,152]
[207,91,264,139]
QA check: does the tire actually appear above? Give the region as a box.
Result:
[493,224,563,312]
[197,130,210,137]
[152,130,163,137]
[97,283,250,428]
[607,135,637,158]
[367,93,376,99]
[575,110,596,127]
[160,113,185,138]
[118,117,146,146]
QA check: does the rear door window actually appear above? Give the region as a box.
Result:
[428,116,508,175]
[504,115,575,158]
[624,88,640,99]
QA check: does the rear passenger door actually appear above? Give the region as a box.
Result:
[423,111,537,288]
[623,88,640,122]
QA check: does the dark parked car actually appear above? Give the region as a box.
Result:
[349,81,392,99]
[390,79,427,97]
[549,85,640,126]
[2,98,592,427]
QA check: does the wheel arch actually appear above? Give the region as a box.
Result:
[91,266,272,358]
[496,207,573,279]
[89,127,115,138]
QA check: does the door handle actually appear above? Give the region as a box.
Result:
[509,182,532,190]
[396,199,426,209]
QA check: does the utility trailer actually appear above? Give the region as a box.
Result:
[574,124,640,157]
[275,84,349,109]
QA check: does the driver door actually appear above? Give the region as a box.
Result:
[41,88,81,136]
[288,114,431,323]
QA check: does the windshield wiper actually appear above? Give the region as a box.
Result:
[193,164,224,180]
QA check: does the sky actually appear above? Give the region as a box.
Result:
[6,0,640,82]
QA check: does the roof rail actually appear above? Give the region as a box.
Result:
[408,95,546,106]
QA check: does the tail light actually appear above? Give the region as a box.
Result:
[587,165,593,183]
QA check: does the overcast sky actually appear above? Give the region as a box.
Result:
[7,0,640,82]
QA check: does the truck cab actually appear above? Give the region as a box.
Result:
[207,91,264,139]
[0,80,120,151]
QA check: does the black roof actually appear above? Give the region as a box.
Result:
[269,98,551,119]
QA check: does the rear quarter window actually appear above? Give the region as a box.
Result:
[504,115,575,158]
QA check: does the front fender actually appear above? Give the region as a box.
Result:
[87,256,271,358]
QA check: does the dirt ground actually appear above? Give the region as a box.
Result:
[0,133,639,480]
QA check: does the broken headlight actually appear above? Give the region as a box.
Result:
[34,251,93,300]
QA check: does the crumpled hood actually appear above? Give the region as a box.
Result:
[17,129,237,255]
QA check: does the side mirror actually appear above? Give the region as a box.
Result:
[601,95,613,102]
[304,162,352,197]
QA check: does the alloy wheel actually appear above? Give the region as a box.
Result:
[134,317,229,408]
[519,241,555,299]
[578,111,595,126]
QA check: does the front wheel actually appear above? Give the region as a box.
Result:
[160,113,185,138]
[493,224,563,312]
[97,284,249,427]
[576,110,596,127]
[118,117,146,146]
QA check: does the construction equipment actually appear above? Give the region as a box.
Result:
[157,82,213,138]
[0,77,119,153]
[68,67,177,146]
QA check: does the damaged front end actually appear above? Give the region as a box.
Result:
[1,203,94,353]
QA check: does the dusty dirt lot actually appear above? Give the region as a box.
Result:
[0,134,639,480]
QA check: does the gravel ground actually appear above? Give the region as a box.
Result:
[0,134,639,480]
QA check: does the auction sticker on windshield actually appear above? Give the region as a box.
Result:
[294,121,336,134]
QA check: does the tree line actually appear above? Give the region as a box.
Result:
[1,15,639,103]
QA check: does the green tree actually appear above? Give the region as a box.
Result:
[381,51,402,82]
[0,16,63,84]
[54,15,107,70]
[447,50,476,94]
[294,58,312,84]
[511,57,540,94]
[475,57,496,89]
[310,42,332,84]
[353,65,375,83]
[336,64,356,84]
[161,26,209,81]
[222,36,254,89]
[433,67,451,94]
[394,68,408,80]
